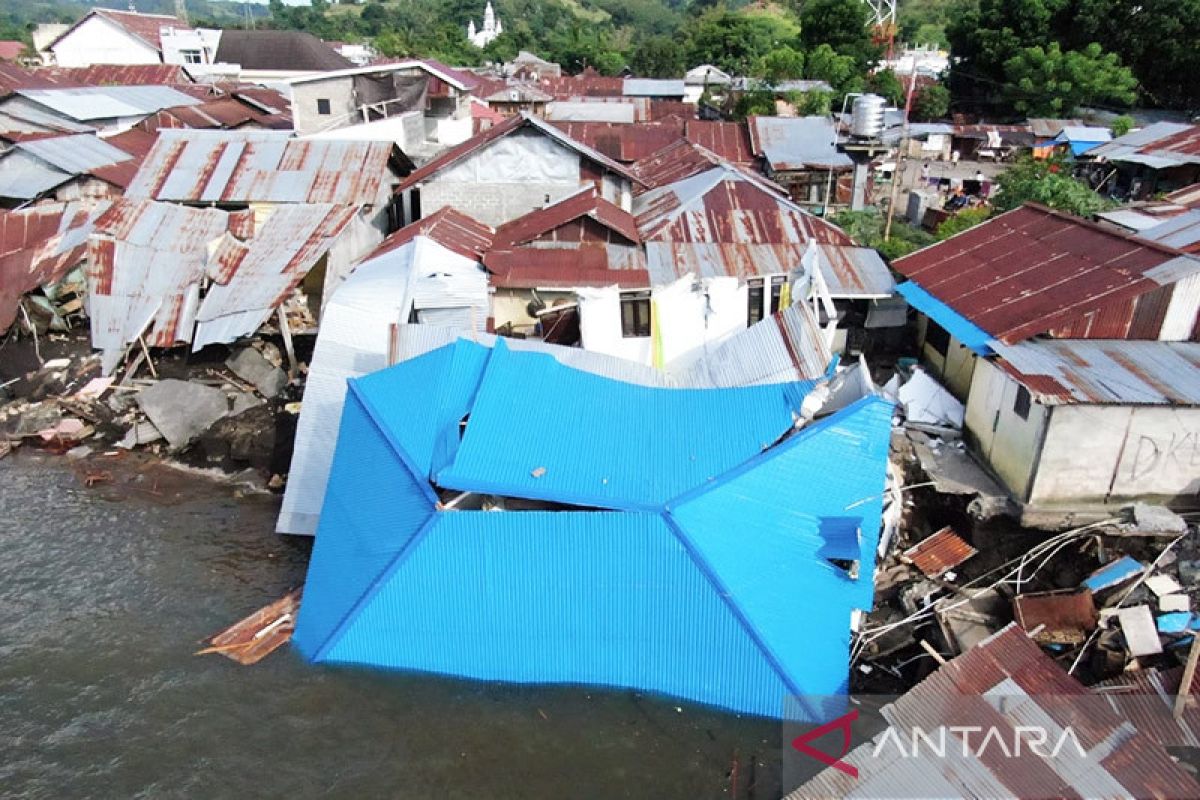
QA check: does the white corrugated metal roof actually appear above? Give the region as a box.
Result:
[17,133,131,174]
[992,339,1200,405]
[16,86,201,121]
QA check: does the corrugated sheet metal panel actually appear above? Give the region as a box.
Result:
[635,167,854,246]
[320,509,796,718]
[290,389,438,659]
[790,624,1200,799]
[902,526,977,577]
[748,116,853,171]
[893,204,1189,344]
[992,339,1200,405]
[685,120,754,164]
[17,133,131,173]
[547,120,684,162]
[0,148,71,199]
[623,78,685,97]
[37,64,192,86]
[0,200,99,331]
[191,204,358,349]
[643,242,886,295]
[368,206,494,261]
[125,129,395,205]
[16,86,201,121]
[670,396,894,613]
[436,340,810,510]
[494,185,640,246]
[669,302,832,386]
[1142,210,1200,253]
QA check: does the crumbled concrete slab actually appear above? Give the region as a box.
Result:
[226,348,287,399]
[1131,503,1188,535]
[137,380,229,451]
[118,420,164,449]
[229,391,264,417]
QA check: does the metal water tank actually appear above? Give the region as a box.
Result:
[850,93,886,139]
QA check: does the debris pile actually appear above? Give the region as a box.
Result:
[855,499,1200,693]
[0,335,300,482]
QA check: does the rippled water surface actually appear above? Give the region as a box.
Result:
[0,453,781,799]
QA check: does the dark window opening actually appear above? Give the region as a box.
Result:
[747,279,764,326]
[316,98,331,115]
[925,321,950,356]
[769,275,787,314]
[620,291,651,338]
[1014,385,1031,420]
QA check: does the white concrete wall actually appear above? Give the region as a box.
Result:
[964,358,1049,501]
[161,28,219,65]
[916,317,977,400]
[291,77,357,136]
[51,16,161,67]
[1031,405,1200,506]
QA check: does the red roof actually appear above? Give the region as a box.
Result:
[0,41,26,62]
[632,139,782,195]
[548,120,684,162]
[37,64,192,86]
[1150,124,1200,158]
[484,247,649,288]
[102,127,158,159]
[894,203,1193,344]
[684,120,755,164]
[145,99,283,131]
[494,186,640,246]
[368,207,495,262]
[397,113,638,193]
[538,70,624,99]
[0,63,59,96]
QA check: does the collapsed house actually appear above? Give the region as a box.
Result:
[893,203,1200,513]
[0,201,100,333]
[291,336,893,717]
[0,132,141,205]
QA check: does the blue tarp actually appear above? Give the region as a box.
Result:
[292,339,894,719]
[896,281,995,356]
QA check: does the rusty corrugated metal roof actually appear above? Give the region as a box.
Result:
[992,338,1200,405]
[893,203,1197,344]
[367,206,494,262]
[684,120,755,164]
[789,623,1200,800]
[494,185,640,246]
[901,525,977,577]
[747,115,853,171]
[485,247,649,288]
[0,64,59,96]
[36,64,193,86]
[125,129,398,205]
[0,201,100,332]
[146,98,288,131]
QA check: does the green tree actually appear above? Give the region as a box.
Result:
[733,83,777,119]
[805,44,863,96]
[1002,42,1136,116]
[993,157,1112,215]
[1109,115,1134,138]
[910,83,950,120]
[754,46,805,85]
[593,51,627,76]
[793,90,834,115]
[867,69,905,106]
[799,0,881,71]
[631,35,685,78]
[686,8,801,76]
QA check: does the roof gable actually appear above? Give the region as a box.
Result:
[52,9,186,53]
[493,185,640,246]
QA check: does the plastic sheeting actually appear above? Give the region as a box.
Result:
[434,131,580,184]
[291,338,895,718]
[897,368,965,428]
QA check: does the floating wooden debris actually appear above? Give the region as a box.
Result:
[196,588,301,666]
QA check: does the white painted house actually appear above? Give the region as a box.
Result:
[47,9,188,67]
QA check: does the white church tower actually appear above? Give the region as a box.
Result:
[467,1,502,48]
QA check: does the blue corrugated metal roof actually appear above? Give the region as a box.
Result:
[896,280,995,355]
[292,341,893,718]
[435,340,812,511]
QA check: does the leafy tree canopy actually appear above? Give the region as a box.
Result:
[1002,41,1136,116]
[993,157,1114,216]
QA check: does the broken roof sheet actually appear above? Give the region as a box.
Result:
[435,340,812,510]
[292,338,892,716]
[892,203,1198,345]
[789,623,1200,799]
[397,113,639,192]
[991,339,1200,406]
[494,185,640,246]
[0,201,101,332]
[748,116,853,171]
[125,129,397,205]
[15,86,202,121]
[901,526,977,577]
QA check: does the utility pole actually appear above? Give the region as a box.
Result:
[175,0,189,25]
[882,67,919,241]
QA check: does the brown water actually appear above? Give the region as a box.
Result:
[0,452,783,799]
